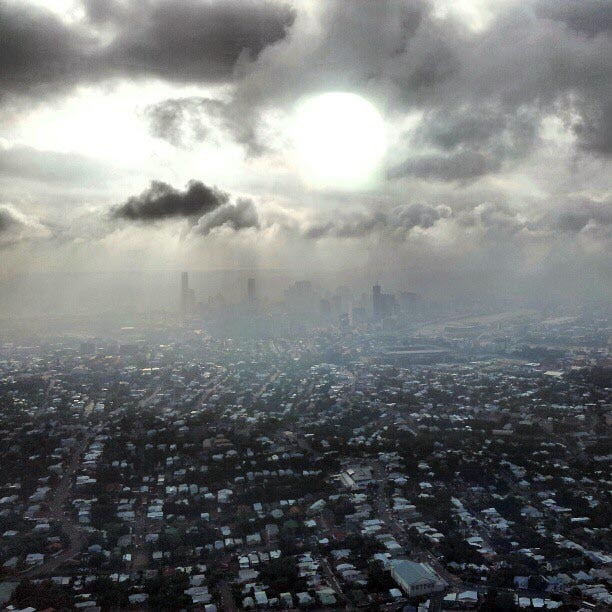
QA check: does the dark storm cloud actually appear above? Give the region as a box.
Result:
[112,180,229,222]
[0,0,295,96]
[301,203,451,239]
[196,198,260,235]
[0,2,96,95]
[101,0,295,83]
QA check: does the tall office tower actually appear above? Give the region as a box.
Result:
[373,284,382,319]
[180,271,189,326]
[247,277,256,304]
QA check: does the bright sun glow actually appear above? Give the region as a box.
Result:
[293,92,386,190]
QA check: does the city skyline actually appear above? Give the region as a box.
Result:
[0,0,610,320]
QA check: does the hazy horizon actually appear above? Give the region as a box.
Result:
[0,0,610,322]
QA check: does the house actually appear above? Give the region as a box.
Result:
[317,587,336,606]
[265,524,279,542]
[279,592,293,607]
[296,592,314,607]
[25,553,44,565]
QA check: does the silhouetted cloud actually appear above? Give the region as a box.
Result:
[112,181,229,222]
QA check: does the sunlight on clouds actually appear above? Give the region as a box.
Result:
[432,0,518,31]
[6,81,246,192]
[11,0,85,23]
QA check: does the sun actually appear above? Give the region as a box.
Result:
[292,92,386,190]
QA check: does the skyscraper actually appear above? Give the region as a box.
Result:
[373,284,382,319]
[247,277,256,304]
[373,283,396,320]
[180,271,189,326]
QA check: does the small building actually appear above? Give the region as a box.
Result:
[390,560,447,598]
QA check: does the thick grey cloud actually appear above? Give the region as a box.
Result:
[392,203,452,229]
[0,2,95,96]
[302,212,387,240]
[547,198,612,233]
[0,0,295,96]
[144,95,274,155]
[0,204,50,247]
[536,0,612,36]
[144,98,226,147]
[112,180,229,222]
[456,201,532,235]
[455,198,612,239]
[389,150,500,181]
[143,97,260,152]
[101,1,295,83]
[0,206,20,234]
[196,198,260,235]
[302,203,451,239]
[390,106,540,180]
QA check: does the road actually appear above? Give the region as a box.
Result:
[218,580,238,612]
[316,554,354,611]
[16,430,96,579]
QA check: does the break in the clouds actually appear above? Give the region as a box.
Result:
[0,0,610,312]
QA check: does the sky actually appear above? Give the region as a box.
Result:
[0,0,610,315]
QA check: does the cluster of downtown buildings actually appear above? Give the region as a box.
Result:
[0,303,609,611]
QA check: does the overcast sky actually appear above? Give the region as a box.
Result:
[0,0,610,313]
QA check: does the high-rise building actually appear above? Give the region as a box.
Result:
[180,271,189,326]
[247,277,256,304]
[373,283,396,320]
[373,284,382,319]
